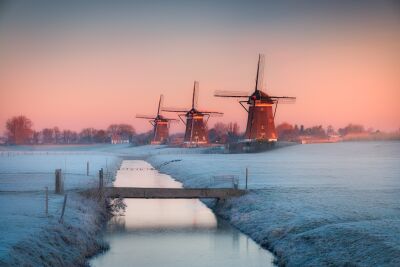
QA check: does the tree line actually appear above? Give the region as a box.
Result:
[2,115,398,145]
[275,122,400,141]
[2,115,243,145]
[4,115,137,145]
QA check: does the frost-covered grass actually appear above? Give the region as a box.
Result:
[142,142,400,266]
[1,142,399,266]
[0,146,121,265]
[0,193,109,266]
[0,153,120,191]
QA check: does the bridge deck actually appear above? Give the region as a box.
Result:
[101,187,246,199]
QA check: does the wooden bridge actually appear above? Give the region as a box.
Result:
[90,187,246,200]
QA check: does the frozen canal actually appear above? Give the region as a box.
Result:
[90,160,275,267]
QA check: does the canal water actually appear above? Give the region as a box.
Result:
[90,160,275,267]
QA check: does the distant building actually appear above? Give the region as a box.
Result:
[299,135,342,144]
[111,134,130,144]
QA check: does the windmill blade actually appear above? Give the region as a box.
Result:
[255,54,265,92]
[162,107,190,113]
[165,118,180,123]
[214,90,250,98]
[270,96,296,104]
[198,110,224,116]
[157,94,164,115]
[192,81,199,109]
[208,113,224,117]
[136,114,156,119]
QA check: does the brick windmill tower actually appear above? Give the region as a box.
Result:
[136,95,177,144]
[215,54,295,142]
[163,81,223,147]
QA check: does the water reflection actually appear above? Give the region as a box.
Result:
[110,199,217,231]
[91,160,275,267]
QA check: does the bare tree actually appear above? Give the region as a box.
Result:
[94,129,109,143]
[42,128,55,144]
[338,124,365,136]
[131,130,152,145]
[53,127,61,144]
[5,115,34,145]
[227,122,241,142]
[107,124,136,142]
[327,125,336,136]
[32,131,40,144]
[227,122,240,136]
[304,125,327,137]
[62,130,78,144]
[208,122,228,143]
[208,122,241,143]
[276,122,295,141]
[79,128,97,143]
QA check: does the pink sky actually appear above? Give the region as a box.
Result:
[0,1,399,134]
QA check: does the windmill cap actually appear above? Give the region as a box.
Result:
[251,90,273,102]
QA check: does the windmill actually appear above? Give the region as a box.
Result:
[136,95,178,144]
[163,81,223,146]
[215,54,296,142]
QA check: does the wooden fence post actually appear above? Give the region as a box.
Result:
[55,169,63,194]
[99,168,104,191]
[45,186,48,216]
[59,194,68,223]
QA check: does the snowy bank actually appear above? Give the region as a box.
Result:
[143,142,400,266]
[0,147,121,266]
[0,193,108,266]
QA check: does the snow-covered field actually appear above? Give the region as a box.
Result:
[1,142,399,266]
[141,142,400,266]
[0,146,121,265]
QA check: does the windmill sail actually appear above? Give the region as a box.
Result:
[162,107,190,113]
[255,54,265,92]
[269,96,296,104]
[136,114,156,119]
[157,94,164,116]
[214,90,251,98]
[192,81,199,109]
[197,110,224,116]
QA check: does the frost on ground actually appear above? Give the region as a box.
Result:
[143,142,400,266]
[1,142,399,266]
[0,146,121,266]
[0,193,108,266]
